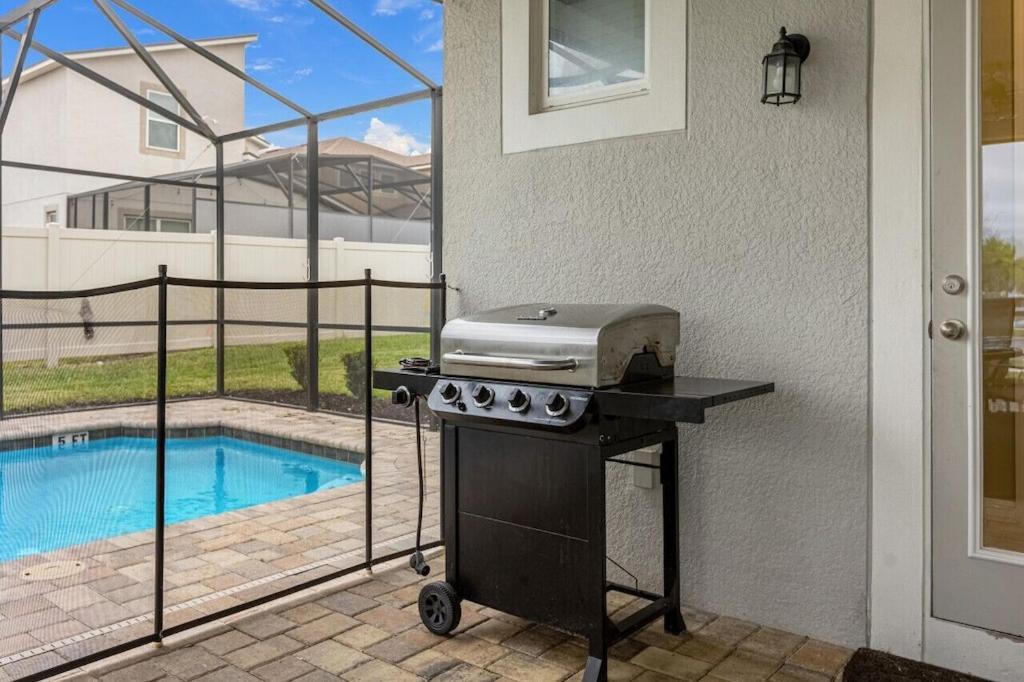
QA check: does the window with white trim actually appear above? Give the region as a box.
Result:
[123,215,192,233]
[538,0,649,111]
[502,0,686,154]
[146,90,181,152]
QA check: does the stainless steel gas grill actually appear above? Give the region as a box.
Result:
[375,304,773,682]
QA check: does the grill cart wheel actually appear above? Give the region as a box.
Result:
[418,581,461,635]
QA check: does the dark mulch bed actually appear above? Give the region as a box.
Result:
[844,649,991,682]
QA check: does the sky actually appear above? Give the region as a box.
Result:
[984,144,1024,247]
[1,0,443,152]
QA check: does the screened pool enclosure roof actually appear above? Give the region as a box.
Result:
[73,146,432,214]
[65,143,434,244]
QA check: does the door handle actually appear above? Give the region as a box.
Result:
[939,319,966,340]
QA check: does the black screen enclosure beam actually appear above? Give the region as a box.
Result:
[0,0,57,32]
[0,160,218,190]
[430,88,444,363]
[0,9,40,135]
[216,143,226,395]
[108,0,313,119]
[306,120,320,411]
[93,0,217,140]
[307,0,438,90]
[1,27,214,140]
[218,89,432,143]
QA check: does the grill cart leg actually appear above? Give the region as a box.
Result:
[584,448,609,682]
[583,652,607,682]
[662,437,685,634]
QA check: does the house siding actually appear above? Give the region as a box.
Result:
[443,0,871,648]
[1,41,250,228]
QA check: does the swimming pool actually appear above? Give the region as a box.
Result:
[0,436,363,562]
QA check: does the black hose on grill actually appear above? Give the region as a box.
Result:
[409,395,431,577]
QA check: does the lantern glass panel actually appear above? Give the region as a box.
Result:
[764,53,786,97]
[786,54,801,95]
[763,48,802,104]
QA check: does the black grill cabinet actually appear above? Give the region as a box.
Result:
[374,367,773,682]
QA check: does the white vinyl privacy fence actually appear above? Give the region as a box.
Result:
[1,225,432,362]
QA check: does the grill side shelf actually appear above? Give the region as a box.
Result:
[373,369,441,396]
[595,377,775,423]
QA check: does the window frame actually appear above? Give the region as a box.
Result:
[534,0,652,113]
[502,0,687,155]
[145,89,182,153]
[123,214,193,233]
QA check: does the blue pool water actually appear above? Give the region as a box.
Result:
[0,436,363,562]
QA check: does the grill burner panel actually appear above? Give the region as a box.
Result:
[428,378,593,431]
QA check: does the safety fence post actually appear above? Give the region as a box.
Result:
[154,264,168,640]
[364,268,373,569]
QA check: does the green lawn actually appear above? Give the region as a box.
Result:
[4,333,429,413]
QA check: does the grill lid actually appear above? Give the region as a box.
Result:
[440,303,679,388]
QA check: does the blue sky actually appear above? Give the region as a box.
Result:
[2,0,443,151]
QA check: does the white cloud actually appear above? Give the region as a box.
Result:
[284,67,313,84]
[427,39,443,53]
[225,0,311,26]
[374,0,424,16]
[363,117,430,156]
[225,0,277,10]
[250,57,283,72]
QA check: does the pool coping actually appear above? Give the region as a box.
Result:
[0,423,364,466]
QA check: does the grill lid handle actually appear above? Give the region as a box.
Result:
[442,351,578,371]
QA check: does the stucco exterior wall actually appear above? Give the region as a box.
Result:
[443,0,870,647]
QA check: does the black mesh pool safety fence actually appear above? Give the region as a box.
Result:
[0,266,445,681]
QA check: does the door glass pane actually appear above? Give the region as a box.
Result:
[547,0,645,100]
[981,0,1024,552]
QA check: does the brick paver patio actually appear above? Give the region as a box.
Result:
[0,400,439,680]
[60,550,853,682]
[0,399,854,681]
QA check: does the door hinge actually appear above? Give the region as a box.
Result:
[927,320,933,339]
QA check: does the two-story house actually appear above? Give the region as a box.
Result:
[1,35,268,228]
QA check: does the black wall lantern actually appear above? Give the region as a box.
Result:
[762,27,811,105]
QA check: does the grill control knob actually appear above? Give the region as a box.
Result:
[471,385,494,408]
[439,382,460,404]
[508,389,531,413]
[544,392,569,417]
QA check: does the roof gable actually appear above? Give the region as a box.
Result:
[12,35,258,86]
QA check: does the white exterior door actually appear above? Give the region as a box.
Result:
[932,0,1024,636]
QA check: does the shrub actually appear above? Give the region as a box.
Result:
[342,350,367,401]
[283,344,308,391]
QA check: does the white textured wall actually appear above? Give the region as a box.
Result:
[444,0,870,647]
